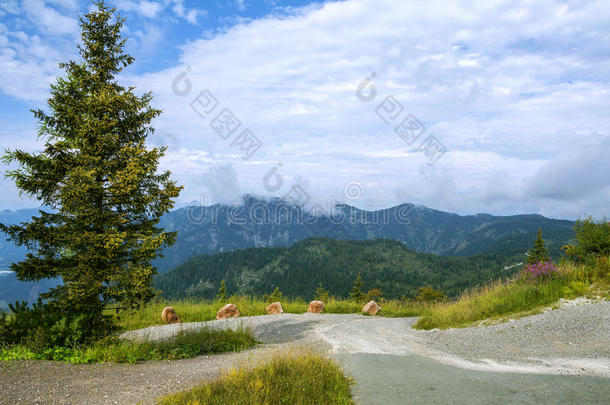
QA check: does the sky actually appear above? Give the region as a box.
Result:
[0,0,609,219]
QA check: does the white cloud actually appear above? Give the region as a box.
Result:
[2,0,610,219]
[167,0,204,24]
[235,0,247,12]
[22,0,79,36]
[126,0,610,218]
[0,30,68,101]
[118,0,163,19]
[116,0,204,24]
[0,0,20,14]
[134,25,163,53]
[46,0,79,11]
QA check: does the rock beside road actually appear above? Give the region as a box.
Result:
[161,306,180,324]
[362,301,381,315]
[265,302,283,314]
[308,300,324,313]
[216,303,240,319]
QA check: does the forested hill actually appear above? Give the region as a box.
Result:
[155,196,575,272]
[155,238,523,300]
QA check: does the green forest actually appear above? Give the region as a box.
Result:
[156,237,524,300]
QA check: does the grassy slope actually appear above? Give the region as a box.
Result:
[413,256,610,329]
[157,351,354,405]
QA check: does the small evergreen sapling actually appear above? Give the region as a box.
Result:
[527,228,550,264]
[349,273,365,302]
[216,280,227,301]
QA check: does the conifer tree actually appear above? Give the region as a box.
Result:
[268,287,283,302]
[216,279,227,300]
[349,273,365,302]
[527,228,549,264]
[0,1,182,336]
[314,282,330,302]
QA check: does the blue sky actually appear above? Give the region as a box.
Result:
[1,0,609,219]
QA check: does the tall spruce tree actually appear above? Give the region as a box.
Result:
[527,228,549,264]
[0,1,182,335]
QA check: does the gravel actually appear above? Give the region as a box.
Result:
[419,299,610,375]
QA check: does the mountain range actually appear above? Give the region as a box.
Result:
[155,196,575,272]
[0,197,576,305]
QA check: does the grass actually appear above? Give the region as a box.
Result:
[413,256,610,330]
[0,327,256,364]
[115,296,426,331]
[157,350,354,405]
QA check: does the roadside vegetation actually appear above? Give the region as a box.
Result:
[0,327,255,364]
[414,218,610,329]
[157,350,354,405]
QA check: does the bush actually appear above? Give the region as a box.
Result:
[563,218,610,261]
[365,288,383,302]
[415,286,447,302]
[0,300,112,349]
[268,287,283,303]
[314,283,330,303]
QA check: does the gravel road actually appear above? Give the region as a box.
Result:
[2,299,609,404]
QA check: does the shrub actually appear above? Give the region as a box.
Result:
[0,300,112,349]
[563,217,610,261]
[415,286,447,302]
[268,287,283,303]
[314,283,330,303]
[217,280,227,300]
[365,288,383,302]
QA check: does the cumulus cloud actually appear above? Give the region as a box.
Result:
[22,0,79,36]
[2,0,610,219]
[527,135,610,201]
[197,164,243,205]
[167,0,203,24]
[122,0,610,218]
[117,0,204,24]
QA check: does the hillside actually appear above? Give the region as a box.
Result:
[155,238,521,300]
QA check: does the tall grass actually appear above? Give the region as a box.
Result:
[413,256,610,330]
[115,297,426,331]
[157,350,354,405]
